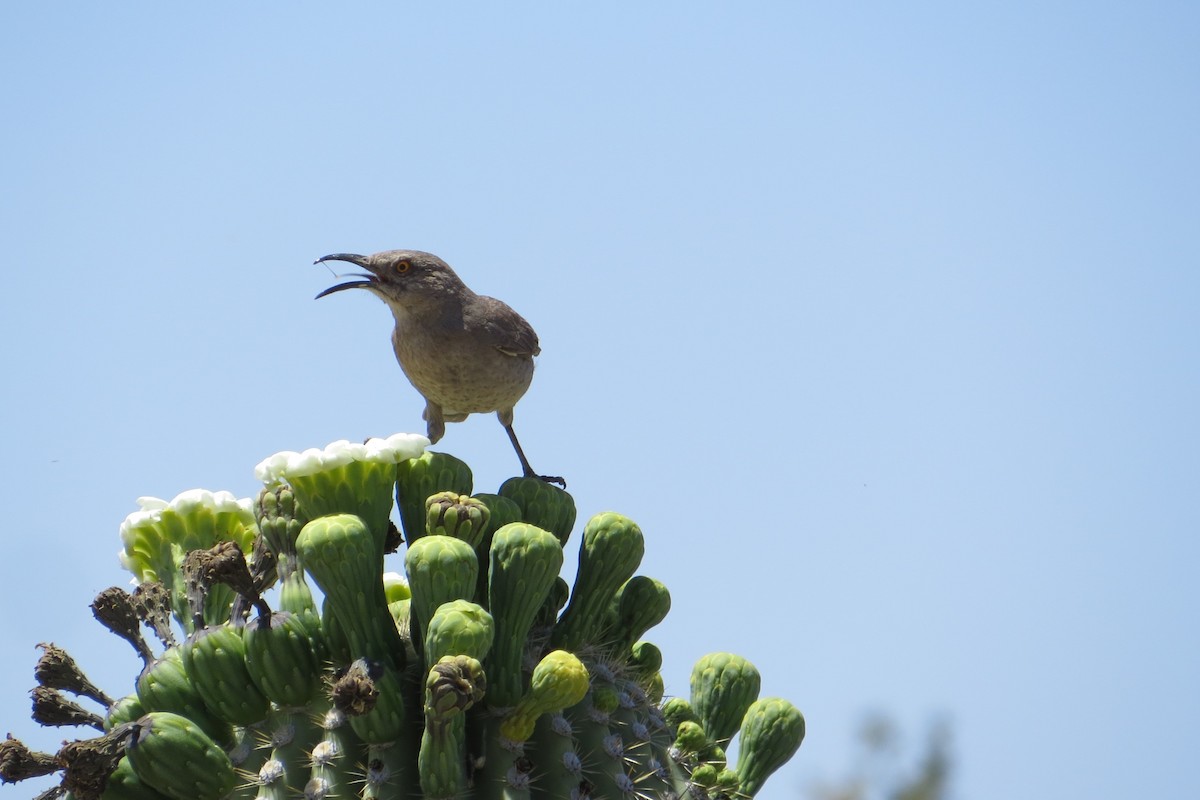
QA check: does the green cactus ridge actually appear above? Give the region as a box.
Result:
[7,442,805,800]
[254,484,309,575]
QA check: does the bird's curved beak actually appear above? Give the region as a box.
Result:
[314,253,377,299]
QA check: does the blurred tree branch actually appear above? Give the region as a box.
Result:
[808,713,953,800]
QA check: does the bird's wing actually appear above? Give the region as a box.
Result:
[472,296,541,358]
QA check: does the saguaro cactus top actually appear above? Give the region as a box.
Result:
[0,433,805,800]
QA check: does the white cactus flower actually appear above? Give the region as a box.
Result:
[254,432,428,484]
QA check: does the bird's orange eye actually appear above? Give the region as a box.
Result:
[395,259,412,274]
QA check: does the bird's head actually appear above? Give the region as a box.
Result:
[314,249,467,305]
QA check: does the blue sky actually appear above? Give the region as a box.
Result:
[2,4,1197,799]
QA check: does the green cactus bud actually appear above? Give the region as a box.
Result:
[673,719,708,756]
[404,534,479,652]
[254,483,309,574]
[419,656,486,800]
[499,650,590,742]
[424,599,494,670]
[243,611,324,707]
[630,640,663,675]
[424,491,490,548]
[497,476,576,546]
[395,451,473,544]
[690,652,762,745]
[426,655,487,720]
[703,742,728,769]
[104,694,144,731]
[716,766,741,795]
[609,575,671,652]
[180,625,269,726]
[135,648,229,747]
[690,762,718,788]
[733,697,806,798]
[661,696,697,729]
[486,522,564,707]
[125,712,235,800]
[591,683,620,715]
[552,512,645,651]
[276,569,317,620]
[298,514,405,670]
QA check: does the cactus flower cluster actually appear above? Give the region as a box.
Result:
[1,434,804,800]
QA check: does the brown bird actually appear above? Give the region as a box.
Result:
[315,249,563,486]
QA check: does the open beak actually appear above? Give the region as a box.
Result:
[314,253,377,299]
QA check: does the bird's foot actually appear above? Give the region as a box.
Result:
[505,423,565,488]
[530,472,567,489]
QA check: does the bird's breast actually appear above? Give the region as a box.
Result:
[391,326,534,415]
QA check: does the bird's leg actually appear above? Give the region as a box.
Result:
[423,402,446,444]
[503,422,565,488]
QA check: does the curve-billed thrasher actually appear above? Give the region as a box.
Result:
[315,249,563,486]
